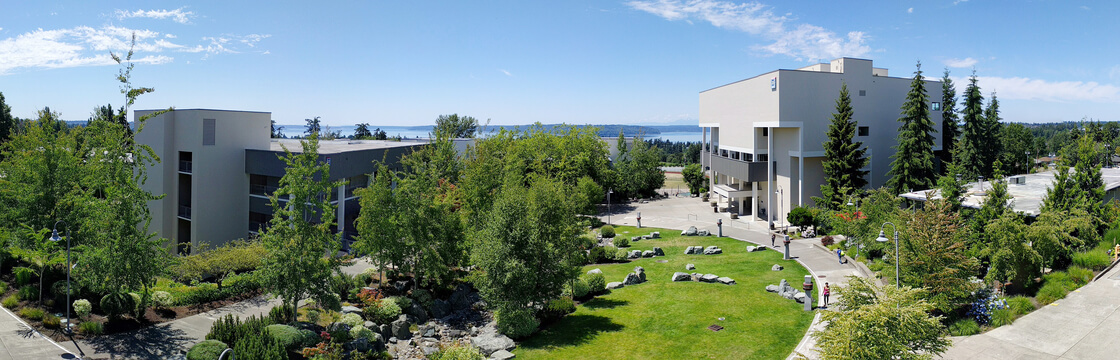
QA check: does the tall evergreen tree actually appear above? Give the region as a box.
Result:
[887,62,938,195]
[0,91,16,161]
[939,69,960,173]
[957,72,989,179]
[982,91,1004,175]
[818,83,869,210]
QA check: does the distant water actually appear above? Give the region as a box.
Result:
[276,126,702,143]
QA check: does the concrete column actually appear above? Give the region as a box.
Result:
[798,127,804,206]
[767,126,774,229]
[337,184,346,236]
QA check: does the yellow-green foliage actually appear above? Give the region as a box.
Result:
[949,319,980,336]
[429,343,486,360]
[18,307,45,321]
[171,239,266,283]
[1005,296,1035,316]
[2,294,19,308]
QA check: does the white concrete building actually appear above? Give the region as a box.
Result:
[699,58,944,228]
[900,168,1120,217]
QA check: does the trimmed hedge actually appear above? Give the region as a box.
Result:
[187,339,228,360]
[264,324,303,351]
[600,225,616,238]
[495,307,539,339]
[583,273,606,295]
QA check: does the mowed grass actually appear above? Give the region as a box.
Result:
[515,226,814,360]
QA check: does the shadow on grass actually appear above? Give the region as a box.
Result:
[520,314,625,350]
[582,298,628,310]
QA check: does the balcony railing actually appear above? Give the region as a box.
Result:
[178,205,192,219]
[251,184,281,196]
[179,160,192,173]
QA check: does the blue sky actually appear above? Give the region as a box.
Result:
[1,1,1117,126]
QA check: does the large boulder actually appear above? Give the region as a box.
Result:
[623,273,642,285]
[391,315,412,340]
[653,247,665,256]
[793,292,808,303]
[470,322,516,356]
[587,268,602,275]
[631,236,641,242]
[697,230,710,236]
[341,305,362,315]
[672,272,691,282]
[703,246,723,255]
[682,226,698,236]
[406,303,429,324]
[606,282,624,290]
[491,350,517,360]
[628,250,642,259]
[771,264,783,271]
[431,299,451,319]
[641,250,654,258]
[684,246,701,255]
[651,232,661,239]
[765,284,779,292]
[717,277,736,285]
[450,284,473,311]
[700,274,719,283]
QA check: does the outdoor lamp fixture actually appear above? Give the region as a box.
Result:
[875,222,900,286]
[49,220,72,335]
[607,188,613,225]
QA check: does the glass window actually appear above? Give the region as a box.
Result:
[931,102,941,111]
[858,126,869,136]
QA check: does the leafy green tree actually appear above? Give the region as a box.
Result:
[985,211,1041,290]
[258,135,344,317]
[304,116,322,137]
[9,227,64,307]
[827,188,902,257]
[0,91,15,147]
[353,123,373,140]
[819,83,869,209]
[0,113,84,233]
[575,175,604,215]
[787,206,816,229]
[615,129,627,158]
[470,176,582,334]
[887,62,938,195]
[685,142,701,164]
[352,162,400,284]
[1001,123,1035,175]
[682,163,707,195]
[939,69,960,173]
[614,136,665,198]
[896,200,978,312]
[813,276,950,360]
[434,113,480,138]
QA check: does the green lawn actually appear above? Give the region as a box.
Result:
[514,226,815,360]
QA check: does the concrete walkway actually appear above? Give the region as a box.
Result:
[0,305,76,359]
[606,196,862,360]
[939,263,1120,360]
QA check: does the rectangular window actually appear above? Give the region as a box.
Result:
[859,90,866,96]
[758,154,768,162]
[762,128,768,136]
[203,118,216,146]
[858,126,869,136]
[931,102,942,111]
[744,153,754,162]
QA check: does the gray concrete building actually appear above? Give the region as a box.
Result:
[699,58,944,228]
[136,109,421,254]
[900,168,1120,216]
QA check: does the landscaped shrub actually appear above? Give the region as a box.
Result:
[600,225,615,238]
[0,281,7,295]
[187,339,228,360]
[948,318,980,336]
[966,287,1004,325]
[495,307,539,339]
[13,267,33,286]
[611,248,629,262]
[232,330,286,360]
[386,296,412,312]
[1068,266,1094,285]
[1036,281,1071,305]
[50,281,79,307]
[206,314,275,349]
[820,235,834,247]
[264,324,304,351]
[100,292,136,319]
[2,295,19,308]
[364,297,402,324]
[1005,296,1035,316]
[18,285,37,302]
[787,206,815,228]
[79,321,103,335]
[73,299,92,318]
[612,237,630,248]
[18,307,45,321]
[339,313,363,327]
[128,292,144,315]
[172,283,222,306]
[1072,248,1111,271]
[564,279,590,299]
[990,308,1014,327]
[583,273,606,295]
[349,324,376,342]
[268,304,294,324]
[411,288,434,310]
[171,239,267,284]
[220,272,262,297]
[42,314,61,329]
[151,291,173,309]
[428,343,486,360]
[587,246,607,264]
[539,298,575,324]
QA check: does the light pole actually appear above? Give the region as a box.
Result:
[775,186,784,232]
[876,222,900,286]
[49,221,71,335]
[607,188,613,225]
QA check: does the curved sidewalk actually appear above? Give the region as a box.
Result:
[0,305,76,359]
[605,196,863,360]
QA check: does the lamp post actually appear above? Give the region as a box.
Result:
[49,221,71,335]
[775,186,784,232]
[607,188,613,225]
[876,222,900,286]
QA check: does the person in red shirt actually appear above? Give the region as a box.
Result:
[823,283,831,308]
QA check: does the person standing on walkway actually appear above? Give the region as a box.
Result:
[836,248,844,264]
[772,233,776,247]
[823,283,830,308]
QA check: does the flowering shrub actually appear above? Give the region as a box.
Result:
[357,287,384,307]
[73,299,92,318]
[967,287,1006,325]
[820,236,834,247]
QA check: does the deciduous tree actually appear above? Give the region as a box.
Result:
[897,200,978,313]
[813,276,950,360]
[434,113,479,138]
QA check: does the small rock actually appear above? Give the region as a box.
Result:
[364,321,375,329]
[672,272,691,282]
[632,236,641,242]
[685,263,695,270]
[765,284,778,292]
[587,268,602,275]
[341,305,362,315]
[423,346,440,356]
[682,226,698,236]
[641,250,654,258]
[751,245,768,252]
[628,250,642,259]
[606,282,624,290]
[641,235,651,240]
[653,247,664,256]
[422,326,437,337]
[651,232,660,238]
[746,246,757,252]
[491,349,517,360]
[470,322,516,356]
[703,246,723,255]
[391,316,412,340]
[623,273,642,285]
[771,264,783,271]
[717,277,736,285]
[698,230,710,236]
[794,292,808,303]
[700,274,719,283]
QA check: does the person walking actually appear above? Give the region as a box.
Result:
[836,248,844,264]
[771,233,776,247]
[823,283,831,308]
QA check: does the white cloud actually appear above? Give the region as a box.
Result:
[907,7,913,13]
[954,76,1120,103]
[500,69,512,76]
[627,0,870,61]
[953,0,969,5]
[0,26,270,74]
[944,57,978,68]
[262,50,270,55]
[115,7,195,24]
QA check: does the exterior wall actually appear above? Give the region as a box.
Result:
[700,58,943,227]
[136,109,271,253]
